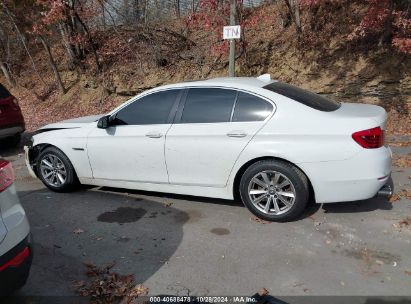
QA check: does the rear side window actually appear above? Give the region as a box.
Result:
[113,90,180,125]
[0,84,11,99]
[181,88,236,123]
[263,82,340,112]
[232,92,273,122]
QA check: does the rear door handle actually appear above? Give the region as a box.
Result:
[145,132,163,138]
[227,131,247,138]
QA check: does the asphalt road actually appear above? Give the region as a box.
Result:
[1,135,411,303]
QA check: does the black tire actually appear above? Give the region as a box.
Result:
[36,146,79,192]
[239,159,309,222]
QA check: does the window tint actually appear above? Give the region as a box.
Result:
[113,90,180,125]
[232,92,273,122]
[263,82,341,112]
[0,84,11,99]
[181,88,237,123]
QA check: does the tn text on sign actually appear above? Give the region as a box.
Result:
[223,26,241,40]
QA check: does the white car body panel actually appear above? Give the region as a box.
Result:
[87,124,172,183]
[38,114,102,130]
[165,121,267,187]
[27,77,392,204]
[0,184,30,257]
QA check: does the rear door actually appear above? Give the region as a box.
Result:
[165,87,274,187]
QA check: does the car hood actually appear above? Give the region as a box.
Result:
[38,114,103,131]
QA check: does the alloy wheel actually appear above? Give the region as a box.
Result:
[40,154,67,187]
[247,170,296,215]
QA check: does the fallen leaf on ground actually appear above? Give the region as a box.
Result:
[250,217,272,224]
[393,155,411,168]
[398,217,411,228]
[74,262,148,303]
[390,189,411,202]
[73,228,84,234]
[258,287,269,296]
[405,271,411,276]
[127,284,149,297]
[388,141,411,147]
[164,201,173,207]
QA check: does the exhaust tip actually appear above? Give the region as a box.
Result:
[377,185,393,198]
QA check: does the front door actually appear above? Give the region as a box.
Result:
[87,89,182,184]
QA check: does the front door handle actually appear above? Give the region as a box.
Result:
[227,131,247,138]
[145,132,163,138]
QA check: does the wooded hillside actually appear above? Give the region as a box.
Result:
[0,0,410,135]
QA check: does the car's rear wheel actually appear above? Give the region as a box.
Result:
[239,160,309,222]
[36,147,78,192]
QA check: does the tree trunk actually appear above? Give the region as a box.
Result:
[1,2,46,86]
[39,36,66,94]
[293,0,301,33]
[284,0,302,34]
[379,1,394,47]
[175,0,180,18]
[73,11,102,72]
[123,0,130,23]
[132,0,140,22]
[0,61,15,87]
[59,23,77,67]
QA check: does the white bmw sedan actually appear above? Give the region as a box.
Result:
[25,76,393,221]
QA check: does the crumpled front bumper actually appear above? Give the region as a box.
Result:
[24,145,37,179]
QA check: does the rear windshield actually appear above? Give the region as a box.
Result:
[0,83,11,99]
[263,82,341,112]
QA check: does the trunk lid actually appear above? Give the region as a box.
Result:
[330,103,388,131]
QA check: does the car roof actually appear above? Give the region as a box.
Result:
[160,77,277,90]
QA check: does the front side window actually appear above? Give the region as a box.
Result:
[264,82,341,112]
[113,90,180,125]
[181,88,237,123]
[232,92,273,122]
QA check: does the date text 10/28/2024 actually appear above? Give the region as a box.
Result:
[149,297,258,303]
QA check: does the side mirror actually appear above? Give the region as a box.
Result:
[97,115,110,129]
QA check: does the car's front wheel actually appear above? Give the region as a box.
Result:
[239,160,309,222]
[36,146,78,192]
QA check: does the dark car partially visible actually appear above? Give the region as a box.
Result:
[0,84,25,146]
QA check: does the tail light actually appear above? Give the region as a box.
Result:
[12,97,19,107]
[0,247,30,272]
[352,127,385,149]
[0,159,15,192]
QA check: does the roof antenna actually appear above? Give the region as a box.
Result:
[257,74,271,83]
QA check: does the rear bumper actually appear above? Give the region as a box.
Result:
[0,234,32,295]
[300,146,392,203]
[0,125,24,139]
